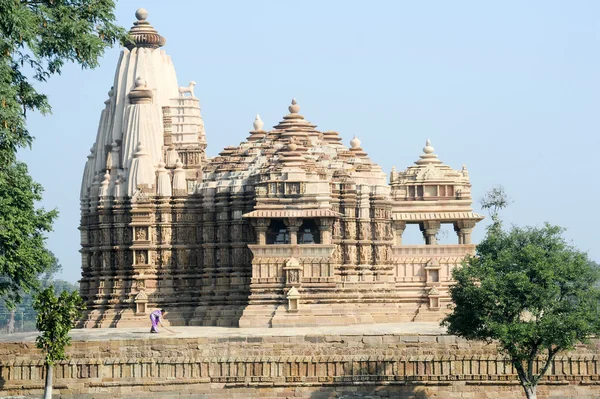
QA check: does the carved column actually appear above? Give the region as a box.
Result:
[420,221,440,245]
[251,218,267,245]
[454,220,476,245]
[319,218,334,245]
[391,220,406,246]
[285,218,302,245]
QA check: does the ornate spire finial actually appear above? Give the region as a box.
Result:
[288,98,300,114]
[423,139,434,154]
[287,138,298,152]
[253,114,264,131]
[128,76,152,104]
[126,8,166,50]
[134,142,147,157]
[135,8,148,21]
[350,135,361,149]
[135,76,146,88]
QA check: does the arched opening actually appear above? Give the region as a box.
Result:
[298,219,320,244]
[266,219,290,244]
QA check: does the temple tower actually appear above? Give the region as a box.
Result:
[79,9,207,327]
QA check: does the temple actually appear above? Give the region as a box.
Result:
[79,9,483,328]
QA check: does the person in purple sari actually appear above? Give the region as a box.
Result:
[150,309,166,333]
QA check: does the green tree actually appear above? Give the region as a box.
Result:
[33,286,85,399]
[442,190,600,399]
[0,0,125,314]
[0,161,57,309]
[0,0,126,165]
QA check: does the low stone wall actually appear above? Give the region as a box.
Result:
[0,332,599,398]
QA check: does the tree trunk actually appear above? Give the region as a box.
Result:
[523,384,536,399]
[7,309,15,334]
[43,363,53,399]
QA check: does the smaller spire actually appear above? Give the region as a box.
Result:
[156,160,172,197]
[113,172,124,199]
[172,158,187,195]
[288,98,300,114]
[134,142,148,157]
[99,170,111,198]
[128,76,152,104]
[349,135,368,157]
[253,114,264,131]
[415,139,442,166]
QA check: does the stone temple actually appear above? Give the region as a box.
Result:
[79,9,483,328]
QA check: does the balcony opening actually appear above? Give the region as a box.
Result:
[266,219,290,244]
[298,219,320,244]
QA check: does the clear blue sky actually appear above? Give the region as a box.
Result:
[19,1,600,282]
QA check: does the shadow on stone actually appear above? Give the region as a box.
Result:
[309,384,429,399]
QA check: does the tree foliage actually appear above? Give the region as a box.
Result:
[442,222,600,398]
[0,0,126,165]
[0,161,57,307]
[33,286,84,365]
[0,0,125,310]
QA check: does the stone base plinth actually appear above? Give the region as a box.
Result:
[1,323,598,398]
[239,302,447,327]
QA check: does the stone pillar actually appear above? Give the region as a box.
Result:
[319,218,334,244]
[420,221,440,245]
[391,220,406,246]
[454,220,476,245]
[285,218,302,245]
[252,218,268,245]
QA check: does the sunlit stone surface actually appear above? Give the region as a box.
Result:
[79,10,483,329]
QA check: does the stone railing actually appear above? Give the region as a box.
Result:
[248,244,335,259]
[392,244,476,258]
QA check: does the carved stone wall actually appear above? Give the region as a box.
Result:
[0,334,598,398]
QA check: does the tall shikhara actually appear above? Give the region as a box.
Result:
[79,9,483,328]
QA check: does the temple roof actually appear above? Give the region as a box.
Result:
[199,99,387,192]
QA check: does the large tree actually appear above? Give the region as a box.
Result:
[442,190,600,399]
[0,1,125,310]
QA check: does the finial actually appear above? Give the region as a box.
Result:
[129,77,152,103]
[158,160,166,169]
[175,158,183,169]
[135,76,146,88]
[350,135,361,149]
[288,98,300,114]
[253,114,264,131]
[423,139,434,154]
[134,142,146,156]
[135,8,148,21]
[126,8,166,50]
[462,164,466,171]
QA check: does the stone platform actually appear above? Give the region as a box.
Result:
[0,323,599,398]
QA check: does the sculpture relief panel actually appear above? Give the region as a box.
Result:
[345,245,357,264]
[359,245,372,264]
[135,227,148,241]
